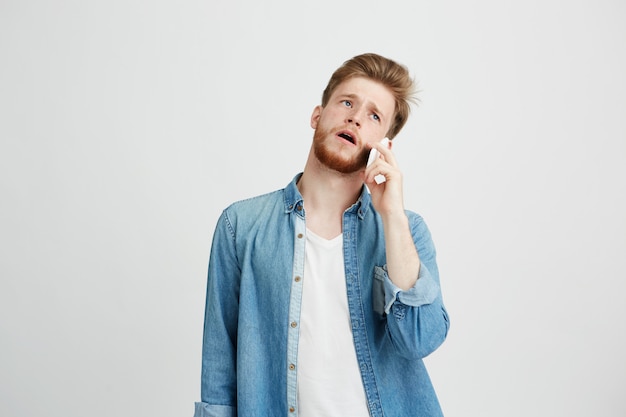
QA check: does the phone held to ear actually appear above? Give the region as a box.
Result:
[367,137,389,184]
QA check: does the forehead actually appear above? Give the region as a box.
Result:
[331,77,395,113]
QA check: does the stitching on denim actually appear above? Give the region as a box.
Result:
[393,303,406,321]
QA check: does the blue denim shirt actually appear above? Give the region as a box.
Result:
[194,174,449,417]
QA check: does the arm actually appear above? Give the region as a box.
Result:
[364,140,419,290]
[195,211,239,417]
[365,143,449,359]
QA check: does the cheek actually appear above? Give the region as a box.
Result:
[371,122,390,138]
[326,106,347,119]
[381,121,393,136]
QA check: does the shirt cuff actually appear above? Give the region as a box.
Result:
[383,264,439,314]
[194,402,236,417]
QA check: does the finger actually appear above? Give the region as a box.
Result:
[365,162,390,185]
[373,141,397,167]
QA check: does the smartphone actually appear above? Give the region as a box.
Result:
[367,137,389,184]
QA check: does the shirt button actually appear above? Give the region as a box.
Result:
[294,276,301,282]
[289,406,295,413]
[289,363,296,371]
[296,204,302,211]
[290,321,298,328]
[297,233,303,239]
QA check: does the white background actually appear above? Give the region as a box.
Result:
[1,1,625,416]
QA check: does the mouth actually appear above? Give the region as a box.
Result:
[336,130,357,145]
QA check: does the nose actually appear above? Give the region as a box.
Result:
[346,108,362,127]
[347,117,360,127]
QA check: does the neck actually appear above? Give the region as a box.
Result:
[297,149,364,239]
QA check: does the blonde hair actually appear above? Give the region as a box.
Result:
[321,53,418,139]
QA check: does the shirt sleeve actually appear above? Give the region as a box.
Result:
[198,210,240,410]
[194,402,236,417]
[382,262,440,314]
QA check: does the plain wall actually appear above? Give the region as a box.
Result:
[1,1,625,416]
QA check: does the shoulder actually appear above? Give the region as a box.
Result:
[222,188,284,223]
[401,209,433,240]
[405,210,428,231]
[222,174,302,225]
[211,188,286,243]
[404,210,437,254]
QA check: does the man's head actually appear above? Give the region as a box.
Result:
[321,53,417,140]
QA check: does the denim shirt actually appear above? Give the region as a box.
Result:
[194,174,450,417]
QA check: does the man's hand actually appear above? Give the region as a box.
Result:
[364,141,405,216]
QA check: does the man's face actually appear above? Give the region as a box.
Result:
[310,77,396,174]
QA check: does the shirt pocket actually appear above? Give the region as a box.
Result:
[372,265,386,316]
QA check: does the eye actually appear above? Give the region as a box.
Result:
[371,113,380,122]
[342,100,352,107]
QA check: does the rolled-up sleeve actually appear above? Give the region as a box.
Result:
[194,402,236,417]
[382,263,440,313]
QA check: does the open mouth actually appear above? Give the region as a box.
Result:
[337,132,355,144]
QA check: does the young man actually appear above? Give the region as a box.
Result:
[194,53,450,417]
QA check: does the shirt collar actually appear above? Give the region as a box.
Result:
[283,173,305,214]
[283,173,372,220]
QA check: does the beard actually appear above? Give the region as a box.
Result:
[312,125,370,174]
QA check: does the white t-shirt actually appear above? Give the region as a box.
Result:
[297,229,370,417]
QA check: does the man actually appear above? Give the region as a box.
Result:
[194,53,450,417]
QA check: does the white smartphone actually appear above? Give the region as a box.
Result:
[367,137,390,167]
[367,137,389,184]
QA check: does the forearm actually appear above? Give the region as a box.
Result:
[381,210,421,291]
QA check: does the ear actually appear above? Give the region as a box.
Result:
[310,105,322,129]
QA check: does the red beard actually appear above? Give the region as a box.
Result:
[312,126,370,174]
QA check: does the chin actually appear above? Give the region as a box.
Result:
[314,141,369,174]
